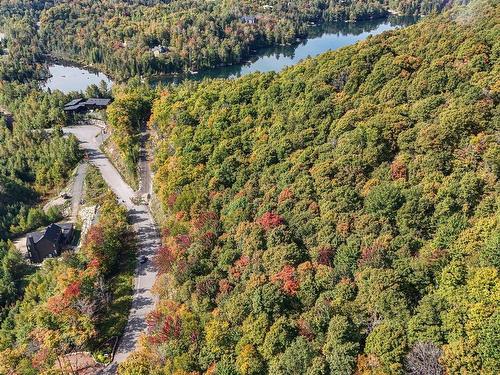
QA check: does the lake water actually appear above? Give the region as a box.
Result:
[43,64,113,94]
[178,15,418,82]
[43,16,417,92]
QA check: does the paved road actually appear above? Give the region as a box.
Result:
[138,131,153,196]
[71,163,88,220]
[63,125,159,370]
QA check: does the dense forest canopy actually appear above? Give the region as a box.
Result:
[0,0,469,79]
[118,1,499,374]
[0,0,497,374]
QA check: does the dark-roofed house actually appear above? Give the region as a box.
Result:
[84,98,111,110]
[64,98,112,113]
[65,98,84,107]
[64,98,86,113]
[26,223,74,263]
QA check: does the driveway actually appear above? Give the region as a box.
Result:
[63,124,159,369]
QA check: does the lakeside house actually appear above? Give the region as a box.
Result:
[26,223,74,263]
[64,98,112,113]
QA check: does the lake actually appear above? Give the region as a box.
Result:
[172,15,418,83]
[43,15,417,92]
[43,64,113,94]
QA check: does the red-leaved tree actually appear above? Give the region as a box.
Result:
[258,212,284,231]
[272,265,299,295]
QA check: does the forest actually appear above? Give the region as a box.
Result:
[0,0,468,79]
[118,1,499,374]
[0,85,81,319]
[0,11,83,355]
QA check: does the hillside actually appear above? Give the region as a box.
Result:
[121,1,499,374]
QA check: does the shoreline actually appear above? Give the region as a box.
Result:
[41,14,417,89]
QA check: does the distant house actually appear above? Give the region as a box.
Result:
[0,111,13,129]
[241,16,257,24]
[64,98,112,113]
[151,45,167,57]
[26,223,74,263]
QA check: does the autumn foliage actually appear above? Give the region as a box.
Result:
[271,265,299,296]
[258,212,284,231]
[0,194,131,372]
[122,3,499,374]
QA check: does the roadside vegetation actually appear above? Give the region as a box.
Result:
[102,80,156,190]
[102,138,140,191]
[84,164,109,206]
[0,126,81,238]
[84,166,136,362]
[120,1,499,374]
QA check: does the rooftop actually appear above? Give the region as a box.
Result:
[27,223,73,244]
[43,223,63,243]
[64,98,112,112]
[85,98,112,106]
[241,15,257,23]
[64,98,84,108]
[27,231,43,243]
[64,104,85,111]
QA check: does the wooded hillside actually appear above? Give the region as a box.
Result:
[121,1,499,373]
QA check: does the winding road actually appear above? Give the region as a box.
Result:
[63,124,159,372]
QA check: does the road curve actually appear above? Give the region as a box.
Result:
[63,125,159,371]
